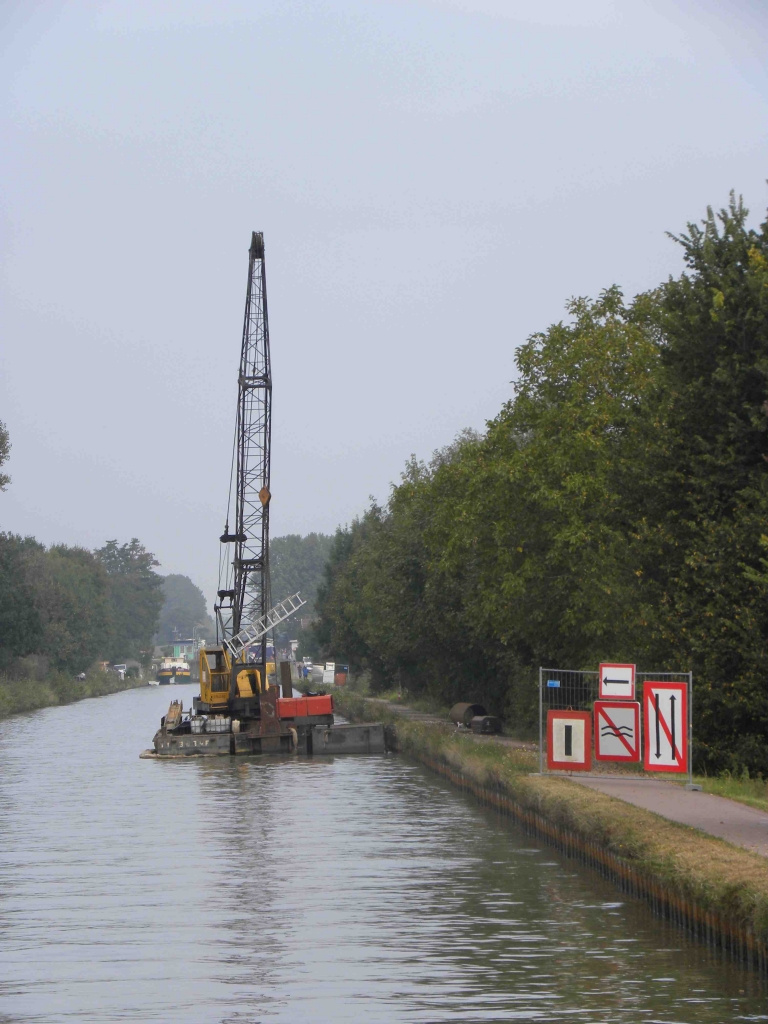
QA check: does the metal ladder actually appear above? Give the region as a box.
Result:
[223,592,307,660]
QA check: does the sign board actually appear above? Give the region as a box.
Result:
[547,710,591,771]
[599,663,636,701]
[594,700,640,762]
[643,681,687,772]
[322,661,335,686]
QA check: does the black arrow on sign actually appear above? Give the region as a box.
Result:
[670,694,677,760]
[655,693,661,759]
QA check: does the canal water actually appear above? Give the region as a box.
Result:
[0,684,765,1023]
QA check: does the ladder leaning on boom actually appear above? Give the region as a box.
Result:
[223,592,307,661]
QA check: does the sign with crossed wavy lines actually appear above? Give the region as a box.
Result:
[594,700,640,762]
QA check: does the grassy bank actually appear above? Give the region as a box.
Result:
[684,774,768,814]
[0,670,144,719]
[334,690,768,958]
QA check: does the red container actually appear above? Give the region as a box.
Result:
[277,697,305,719]
[277,694,333,719]
[306,694,333,716]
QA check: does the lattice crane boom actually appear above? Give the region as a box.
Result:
[216,232,274,665]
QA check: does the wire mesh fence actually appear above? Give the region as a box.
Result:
[538,667,693,784]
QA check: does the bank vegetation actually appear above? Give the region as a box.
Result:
[316,196,768,775]
[0,531,164,715]
[0,660,143,719]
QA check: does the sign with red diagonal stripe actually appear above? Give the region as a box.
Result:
[594,700,640,762]
[643,681,687,773]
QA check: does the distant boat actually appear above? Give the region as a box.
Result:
[158,657,191,684]
[148,680,160,687]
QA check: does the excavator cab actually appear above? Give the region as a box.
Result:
[199,647,231,709]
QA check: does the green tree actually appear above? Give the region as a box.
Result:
[96,539,164,664]
[32,545,111,671]
[156,574,214,643]
[648,196,768,771]
[0,535,111,673]
[270,533,333,615]
[0,534,44,667]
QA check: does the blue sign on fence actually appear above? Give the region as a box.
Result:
[547,679,560,688]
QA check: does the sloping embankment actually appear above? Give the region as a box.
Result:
[0,672,144,720]
[335,690,768,974]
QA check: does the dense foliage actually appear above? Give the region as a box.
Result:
[94,540,164,663]
[270,533,333,615]
[155,574,214,644]
[0,534,163,673]
[315,196,768,774]
[269,533,334,659]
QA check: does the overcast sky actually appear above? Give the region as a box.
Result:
[1,0,767,609]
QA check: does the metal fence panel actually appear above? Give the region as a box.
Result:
[538,667,693,785]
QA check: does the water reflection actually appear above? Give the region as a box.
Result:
[0,684,765,1022]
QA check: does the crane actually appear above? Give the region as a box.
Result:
[153,232,330,755]
[146,232,384,759]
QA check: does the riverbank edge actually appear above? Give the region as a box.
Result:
[0,673,147,720]
[334,690,768,975]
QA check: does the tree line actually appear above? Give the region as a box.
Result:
[0,413,332,672]
[0,535,164,674]
[314,195,768,774]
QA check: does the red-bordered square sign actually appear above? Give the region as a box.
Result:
[547,710,591,771]
[594,700,640,762]
[599,663,636,701]
[643,681,687,773]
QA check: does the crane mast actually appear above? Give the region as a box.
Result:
[147,230,384,758]
[217,231,272,669]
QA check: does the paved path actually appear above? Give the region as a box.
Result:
[569,776,768,857]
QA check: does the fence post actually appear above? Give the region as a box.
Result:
[687,670,695,789]
[683,670,702,790]
[538,666,544,774]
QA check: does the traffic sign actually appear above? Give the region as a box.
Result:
[599,662,636,700]
[594,700,640,762]
[547,710,591,771]
[643,681,687,772]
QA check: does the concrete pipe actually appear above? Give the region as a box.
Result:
[449,702,487,727]
[470,715,502,735]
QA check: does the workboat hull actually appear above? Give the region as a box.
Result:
[149,722,386,758]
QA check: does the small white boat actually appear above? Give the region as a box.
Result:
[147,680,160,687]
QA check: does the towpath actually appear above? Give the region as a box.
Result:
[363,697,538,752]
[361,696,768,857]
[569,776,768,857]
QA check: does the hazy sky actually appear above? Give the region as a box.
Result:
[1,0,767,608]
